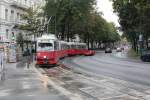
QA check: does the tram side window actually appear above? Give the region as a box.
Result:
[76,45,79,49]
[54,41,59,50]
[83,45,86,49]
[61,44,64,50]
[72,45,76,49]
[63,44,67,50]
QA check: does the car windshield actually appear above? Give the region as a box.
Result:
[37,43,53,51]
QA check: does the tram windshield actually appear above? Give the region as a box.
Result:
[37,43,53,51]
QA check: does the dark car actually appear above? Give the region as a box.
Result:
[105,47,112,53]
[141,50,150,62]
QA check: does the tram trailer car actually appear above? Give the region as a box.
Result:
[67,42,95,56]
[36,34,59,66]
[83,49,95,56]
[79,43,95,56]
[59,41,68,59]
[67,42,78,56]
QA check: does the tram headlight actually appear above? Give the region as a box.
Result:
[44,56,47,58]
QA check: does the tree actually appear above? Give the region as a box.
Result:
[14,7,44,50]
[44,0,120,49]
[44,0,96,41]
[112,0,150,51]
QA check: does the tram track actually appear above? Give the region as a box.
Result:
[35,61,150,100]
[36,64,101,100]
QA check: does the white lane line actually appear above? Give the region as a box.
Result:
[0,89,11,97]
[22,81,31,89]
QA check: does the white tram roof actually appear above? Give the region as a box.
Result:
[59,41,68,44]
[37,34,58,41]
[67,42,86,45]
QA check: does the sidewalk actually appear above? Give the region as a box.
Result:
[0,59,69,100]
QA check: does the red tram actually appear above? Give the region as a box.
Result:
[36,34,95,66]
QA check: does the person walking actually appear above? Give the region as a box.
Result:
[25,48,31,69]
[0,46,4,80]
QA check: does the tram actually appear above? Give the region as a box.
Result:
[36,34,59,65]
[36,34,95,66]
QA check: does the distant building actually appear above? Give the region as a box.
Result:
[0,0,44,43]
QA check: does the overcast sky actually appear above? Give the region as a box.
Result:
[96,0,120,27]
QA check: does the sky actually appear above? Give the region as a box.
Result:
[96,0,120,27]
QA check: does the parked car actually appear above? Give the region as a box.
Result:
[105,48,112,53]
[141,50,150,62]
[116,47,122,52]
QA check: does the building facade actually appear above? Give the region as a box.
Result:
[0,0,44,43]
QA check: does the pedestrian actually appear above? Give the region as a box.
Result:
[25,48,31,69]
[0,47,4,70]
[0,46,4,80]
[27,56,30,69]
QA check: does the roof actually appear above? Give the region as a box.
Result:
[37,34,58,40]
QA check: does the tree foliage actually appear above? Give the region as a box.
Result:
[16,7,43,37]
[112,0,150,50]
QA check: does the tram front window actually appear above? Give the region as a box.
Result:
[38,43,53,51]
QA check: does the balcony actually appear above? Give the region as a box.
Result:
[0,18,27,27]
[0,18,11,25]
[10,1,29,10]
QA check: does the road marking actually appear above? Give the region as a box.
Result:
[22,81,31,89]
[0,89,11,97]
[27,94,36,97]
[33,66,83,100]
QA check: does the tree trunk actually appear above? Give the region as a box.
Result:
[61,24,65,40]
[90,40,94,49]
[20,43,24,52]
[67,23,70,42]
[145,37,149,49]
[87,33,90,49]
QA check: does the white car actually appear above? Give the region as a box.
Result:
[116,47,122,52]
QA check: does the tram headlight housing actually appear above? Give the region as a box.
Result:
[44,56,47,58]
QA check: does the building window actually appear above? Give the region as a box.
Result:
[5,9,8,20]
[6,29,9,39]
[10,10,14,22]
[25,0,27,4]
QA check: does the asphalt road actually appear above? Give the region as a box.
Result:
[63,51,150,87]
